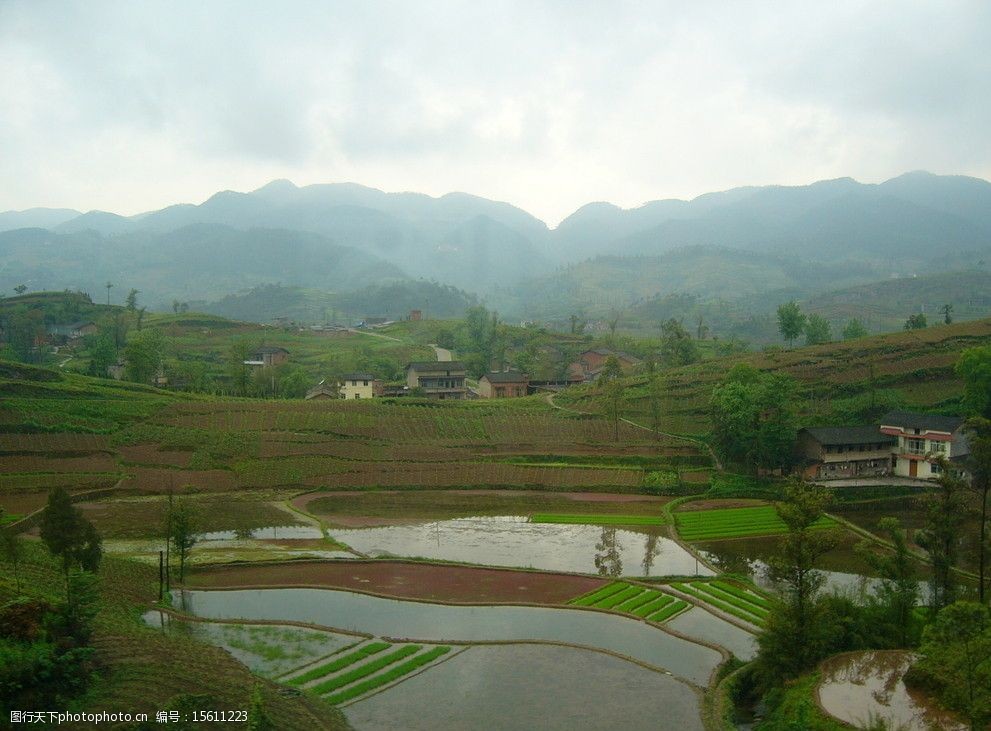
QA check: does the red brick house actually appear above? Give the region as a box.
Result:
[478,370,529,398]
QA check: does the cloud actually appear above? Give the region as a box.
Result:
[0,0,988,224]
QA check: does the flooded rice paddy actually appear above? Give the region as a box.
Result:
[344,644,704,731]
[817,650,967,730]
[665,607,757,661]
[174,588,724,685]
[330,516,712,577]
[142,613,358,677]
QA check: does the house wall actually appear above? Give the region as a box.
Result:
[341,378,375,399]
[888,432,954,479]
[478,379,527,398]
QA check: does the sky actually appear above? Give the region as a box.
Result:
[1,0,989,226]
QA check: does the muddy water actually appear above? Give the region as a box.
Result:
[195,525,324,541]
[330,515,713,577]
[345,644,704,731]
[817,650,967,730]
[174,588,723,686]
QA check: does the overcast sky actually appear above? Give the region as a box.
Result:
[1,0,989,225]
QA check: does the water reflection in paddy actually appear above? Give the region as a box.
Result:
[195,525,324,541]
[175,588,723,686]
[331,516,712,577]
[817,650,966,730]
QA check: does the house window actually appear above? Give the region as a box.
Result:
[364,380,369,386]
[354,393,360,399]
[930,441,947,454]
[906,438,926,455]
[931,461,943,474]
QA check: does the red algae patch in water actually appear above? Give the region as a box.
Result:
[816,650,967,731]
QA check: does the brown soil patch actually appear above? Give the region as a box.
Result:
[677,498,768,512]
[294,489,670,512]
[186,560,606,604]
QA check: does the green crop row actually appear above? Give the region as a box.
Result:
[530,513,665,526]
[323,646,451,705]
[709,580,772,611]
[675,506,836,540]
[692,583,769,620]
[631,594,675,618]
[647,600,688,623]
[568,581,628,606]
[287,642,391,686]
[671,582,766,626]
[312,645,422,695]
[595,585,644,609]
[614,589,663,613]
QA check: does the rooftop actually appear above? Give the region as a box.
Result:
[482,370,529,383]
[801,425,895,446]
[250,345,289,354]
[407,361,466,371]
[880,410,965,433]
[341,373,376,381]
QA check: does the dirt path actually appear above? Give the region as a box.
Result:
[428,344,453,361]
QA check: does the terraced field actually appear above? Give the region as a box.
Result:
[568,582,689,623]
[668,580,771,627]
[674,505,837,541]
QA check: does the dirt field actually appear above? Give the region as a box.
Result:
[185,560,606,604]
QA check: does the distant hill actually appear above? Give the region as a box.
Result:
[195,281,478,324]
[0,208,80,231]
[0,224,405,309]
[805,270,991,331]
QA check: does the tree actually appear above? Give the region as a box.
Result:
[136,306,147,331]
[247,683,274,731]
[756,482,839,683]
[856,518,919,647]
[125,288,139,312]
[85,331,117,378]
[940,303,954,325]
[776,301,806,347]
[0,510,24,593]
[603,377,625,442]
[696,315,708,341]
[956,346,991,418]
[905,312,927,330]
[841,318,868,340]
[916,464,970,611]
[124,329,165,384]
[172,299,181,315]
[607,310,621,345]
[912,601,991,729]
[5,308,46,363]
[227,342,251,396]
[167,498,197,583]
[709,365,797,474]
[804,314,831,345]
[38,487,102,601]
[599,354,622,382]
[660,318,699,366]
[13,284,27,295]
[962,417,991,602]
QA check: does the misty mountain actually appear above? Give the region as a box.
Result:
[0,207,81,232]
[0,224,404,308]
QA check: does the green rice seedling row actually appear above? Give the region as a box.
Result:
[647,600,689,623]
[710,580,773,610]
[568,582,628,606]
[287,642,392,686]
[691,584,769,619]
[530,513,665,526]
[593,586,644,609]
[323,646,452,705]
[697,582,771,614]
[631,595,675,618]
[311,645,422,695]
[674,506,836,540]
[615,589,664,613]
[671,583,766,626]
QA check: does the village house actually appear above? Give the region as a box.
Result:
[796,426,896,480]
[406,361,467,399]
[47,321,98,340]
[305,381,339,400]
[244,345,289,368]
[340,373,377,399]
[478,370,529,398]
[880,410,967,479]
[571,348,642,381]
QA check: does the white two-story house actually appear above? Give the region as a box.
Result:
[879,410,967,479]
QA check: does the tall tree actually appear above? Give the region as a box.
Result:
[842,318,868,340]
[125,288,139,312]
[709,365,797,474]
[13,283,27,295]
[804,314,831,345]
[856,518,919,647]
[776,301,806,347]
[956,345,991,418]
[963,417,991,602]
[0,509,24,592]
[124,329,165,384]
[660,318,699,366]
[167,496,197,583]
[756,482,839,683]
[940,303,954,325]
[916,463,970,611]
[905,312,928,330]
[38,487,102,601]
